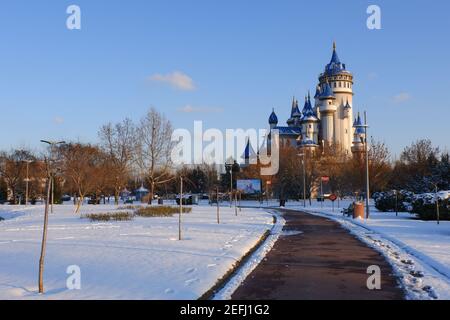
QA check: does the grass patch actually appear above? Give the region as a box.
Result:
[135,206,192,217]
[117,205,141,210]
[83,211,134,222]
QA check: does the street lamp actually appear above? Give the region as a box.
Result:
[23,159,33,205]
[37,139,64,294]
[354,111,370,219]
[40,140,65,213]
[297,153,306,208]
[431,182,440,225]
[225,159,234,208]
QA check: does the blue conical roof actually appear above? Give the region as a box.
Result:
[242,139,257,160]
[324,42,348,76]
[344,99,351,109]
[354,113,365,134]
[314,86,321,98]
[268,108,278,124]
[320,82,335,99]
[301,94,319,122]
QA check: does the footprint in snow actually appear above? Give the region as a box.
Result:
[186,267,196,274]
[410,270,424,278]
[165,288,174,294]
[207,264,217,268]
[401,259,414,265]
[185,278,199,286]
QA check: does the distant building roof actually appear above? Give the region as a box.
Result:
[268,109,278,124]
[272,126,302,136]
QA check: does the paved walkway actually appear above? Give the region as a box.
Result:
[232,209,405,300]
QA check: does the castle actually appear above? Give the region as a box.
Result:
[267,42,366,156]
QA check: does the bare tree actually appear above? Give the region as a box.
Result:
[0,149,35,204]
[60,143,102,213]
[98,118,135,205]
[135,108,174,202]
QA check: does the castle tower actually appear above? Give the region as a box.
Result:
[268,108,278,129]
[300,94,320,146]
[287,96,302,127]
[318,81,337,145]
[318,42,354,153]
[351,112,365,155]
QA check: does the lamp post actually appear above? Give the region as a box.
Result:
[297,153,306,208]
[23,159,33,205]
[179,176,183,240]
[431,182,440,225]
[354,111,370,219]
[40,140,65,213]
[37,139,64,294]
[225,159,234,208]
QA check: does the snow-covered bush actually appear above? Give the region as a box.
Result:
[373,190,414,212]
[83,212,134,222]
[411,192,450,221]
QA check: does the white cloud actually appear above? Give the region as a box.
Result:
[177,105,223,113]
[149,71,195,91]
[392,92,411,103]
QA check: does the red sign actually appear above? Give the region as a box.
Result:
[329,194,337,202]
[321,176,330,183]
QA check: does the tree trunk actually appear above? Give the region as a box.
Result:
[114,190,119,206]
[38,177,51,293]
[75,195,84,214]
[149,181,155,205]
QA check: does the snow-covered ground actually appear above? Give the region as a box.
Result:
[283,199,450,300]
[0,203,274,300]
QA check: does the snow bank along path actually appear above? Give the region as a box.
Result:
[0,204,275,300]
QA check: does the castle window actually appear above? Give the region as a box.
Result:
[333,82,336,88]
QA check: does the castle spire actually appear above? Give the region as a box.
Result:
[333,41,336,51]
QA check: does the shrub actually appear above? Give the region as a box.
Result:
[135,206,192,217]
[83,212,134,222]
[0,216,4,221]
[411,194,450,221]
[117,205,140,210]
[373,190,414,212]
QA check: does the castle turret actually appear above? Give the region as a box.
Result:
[300,94,320,147]
[351,112,365,154]
[343,98,352,119]
[268,108,278,129]
[319,82,337,145]
[287,96,302,127]
[318,42,354,153]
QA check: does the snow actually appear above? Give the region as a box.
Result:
[0,203,274,300]
[291,199,450,300]
[2,198,449,300]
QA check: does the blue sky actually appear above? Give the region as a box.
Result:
[0,0,449,156]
